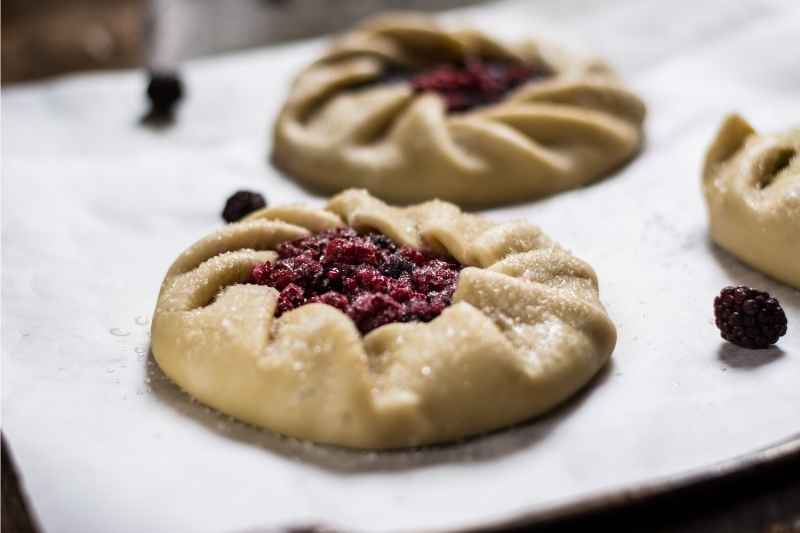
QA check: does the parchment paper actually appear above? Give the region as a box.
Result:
[3,1,799,532]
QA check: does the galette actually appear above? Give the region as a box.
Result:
[152,189,616,448]
[272,13,646,207]
[703,114,799,289]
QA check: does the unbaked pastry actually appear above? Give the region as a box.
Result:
[272,13,646,207]
[703,114,800,289]
[151,190,616,448]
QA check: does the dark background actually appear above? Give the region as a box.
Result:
[2,0,143,84]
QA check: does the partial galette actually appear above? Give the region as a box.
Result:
[152,190,616,448]
[272,13,646,207]
[704,114,799,289]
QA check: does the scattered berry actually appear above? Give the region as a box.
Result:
[714,286,788,349]
[409,58,546,112]
[249,228,462,333]
[222,190,267,223]
[146,72,184,118]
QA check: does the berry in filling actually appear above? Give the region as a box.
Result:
[714,286,788,349]
[249,228,462,334]
[408,58,547,112]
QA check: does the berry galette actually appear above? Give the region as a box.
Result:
[703,114,799,289]
[272,13,645,207]
[152,190,616,448]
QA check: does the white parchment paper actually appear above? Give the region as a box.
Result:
[3,1,799,532]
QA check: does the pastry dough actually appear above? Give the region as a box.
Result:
[703,114,800,289]
[272,13,646,208]
[152,190,616,448]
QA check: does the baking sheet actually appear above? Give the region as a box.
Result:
[2,1,799,532]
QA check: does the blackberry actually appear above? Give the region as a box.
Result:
[222,190,267,223]
[368,233,396,251]
[146,72,184,117]
[714,286,788,349]
[381,254,415,278]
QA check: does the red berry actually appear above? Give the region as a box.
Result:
[248,229,463,333]
[308,291,349,312]
[277,284,305,314]
[408,58,544,112]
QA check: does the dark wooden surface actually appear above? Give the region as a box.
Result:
[3,434,799,533]
[1,0,143,84]
[2,437,40,533]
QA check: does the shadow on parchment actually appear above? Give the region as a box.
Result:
[717,343,785,369]
[145,351,615,474]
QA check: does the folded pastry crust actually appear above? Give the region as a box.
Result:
[272,13,646,207]
[152,190,617,448]
[703,115,800,289]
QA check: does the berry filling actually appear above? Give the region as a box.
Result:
[408,58,547,112]
[714,286,788,349]
[250,228,463,334]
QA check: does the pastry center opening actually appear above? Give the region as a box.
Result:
[758,147,796,189]
[250,228,463,334]
[390,57,548,113]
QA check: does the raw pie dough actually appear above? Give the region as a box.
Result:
[272,13,646,207]
[151,190,617,448]
[703,114,800,289]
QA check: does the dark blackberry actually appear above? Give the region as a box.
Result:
[368,233,396,251]
[381,254,415,278]
[146,72,184,117]
[714,286,788,349]
[222,190,267,223]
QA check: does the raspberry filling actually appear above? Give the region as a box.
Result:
[408,58,547,112]
[249,228,463,334]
